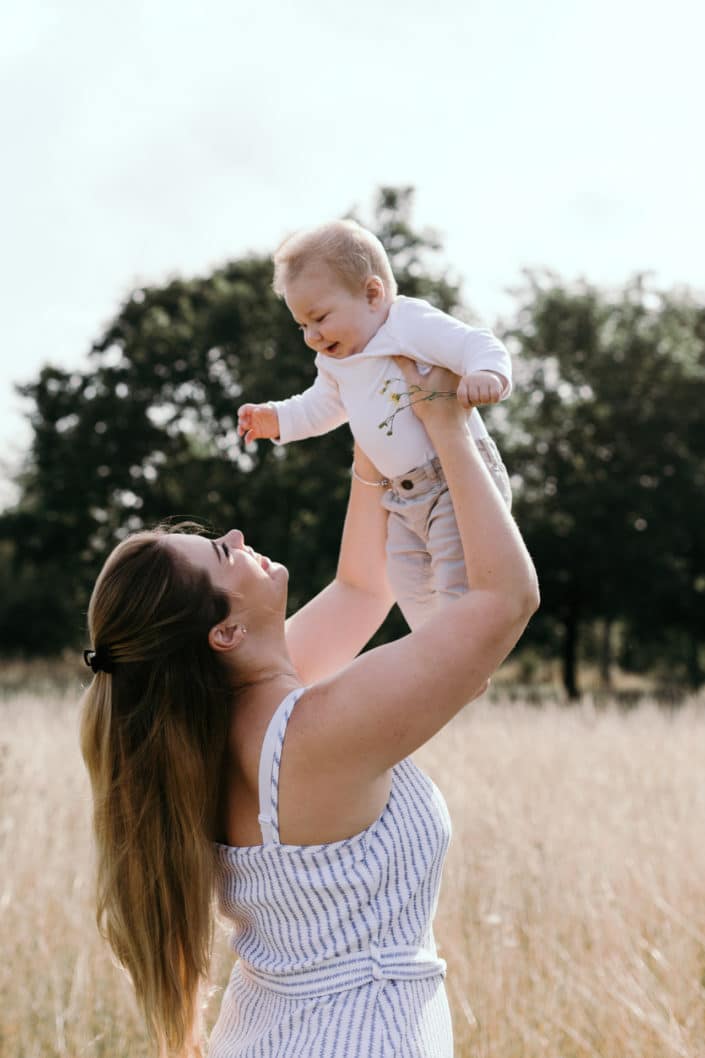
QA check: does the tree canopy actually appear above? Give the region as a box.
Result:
[494,272,705,693]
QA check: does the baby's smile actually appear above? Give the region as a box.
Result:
[284,264,389,363]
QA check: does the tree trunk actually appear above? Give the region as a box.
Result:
[686,632,704,689]
[562,612,580,700]
[600,620,613,689]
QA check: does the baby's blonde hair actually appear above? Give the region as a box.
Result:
[273,219,397,299]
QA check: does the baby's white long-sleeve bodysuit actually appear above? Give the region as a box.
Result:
[270,296,514,628]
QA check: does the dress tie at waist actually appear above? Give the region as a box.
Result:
[239,943,446,998]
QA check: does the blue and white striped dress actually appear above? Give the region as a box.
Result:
[209,687,453,1057]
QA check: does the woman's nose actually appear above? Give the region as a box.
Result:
[222,528,245,549]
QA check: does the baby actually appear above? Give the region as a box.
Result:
[238,219,513,630]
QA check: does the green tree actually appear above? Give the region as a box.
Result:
[493,273,705,696]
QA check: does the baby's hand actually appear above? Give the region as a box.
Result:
[456,371,504,409]
[237,403,280,444]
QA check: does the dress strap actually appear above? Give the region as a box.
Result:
[257,686,307,845]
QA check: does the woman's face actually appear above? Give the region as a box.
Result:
[165,529,288,617]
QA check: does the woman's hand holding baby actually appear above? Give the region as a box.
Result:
[391,358,465,432]
[392,360,504,421]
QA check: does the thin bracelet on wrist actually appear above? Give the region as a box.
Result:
[351,464,392,488]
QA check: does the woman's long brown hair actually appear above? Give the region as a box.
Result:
[80,530,232,1056]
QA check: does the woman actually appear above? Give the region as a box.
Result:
[80,360,539,1057]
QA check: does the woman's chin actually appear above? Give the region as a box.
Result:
[266,558,288,581]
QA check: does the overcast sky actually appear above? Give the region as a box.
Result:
[2,0,703,506]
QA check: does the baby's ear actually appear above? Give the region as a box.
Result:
[365,275,386,307]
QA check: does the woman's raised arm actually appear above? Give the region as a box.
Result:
[294,361,540,776]
[285,444,395,684]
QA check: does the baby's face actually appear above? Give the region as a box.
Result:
[284,265,385,360]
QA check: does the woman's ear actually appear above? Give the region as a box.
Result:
[208,622,248,654]
[365,275,386,308]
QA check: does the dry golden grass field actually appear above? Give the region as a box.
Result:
[2,683,704,1058]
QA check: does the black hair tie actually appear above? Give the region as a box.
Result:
[83,645,115,674]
